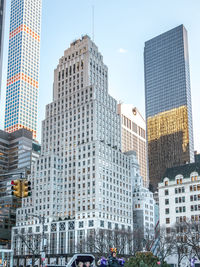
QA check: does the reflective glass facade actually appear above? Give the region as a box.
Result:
[144,25,194,191]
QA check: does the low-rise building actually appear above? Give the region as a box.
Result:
[158,162,200,228]
[158,162,200,266]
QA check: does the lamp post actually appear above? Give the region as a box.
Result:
[25,212,45,267]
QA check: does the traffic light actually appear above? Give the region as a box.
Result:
[22,180,31,197]
[11,180,21,197]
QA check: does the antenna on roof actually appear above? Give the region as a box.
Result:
[92,5,94,41]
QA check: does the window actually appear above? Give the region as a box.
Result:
[79,221,84,228]
[165,208,169,214]
[165,190,169,196]
[88,220,94,227]
[165,181,168,186]
[166,218,170,224]
[165,199,169,205]
[108,222,112,229]
[100,220,104,227]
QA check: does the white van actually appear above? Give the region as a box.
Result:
[46,254,95,267]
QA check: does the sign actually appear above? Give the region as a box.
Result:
[41,252,45,259]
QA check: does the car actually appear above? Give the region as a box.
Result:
[46,254,95,267]
[67,254,95,267]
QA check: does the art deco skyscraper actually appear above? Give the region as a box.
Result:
[0,0,6,96]
[12,36,136,260]
[144,25,194,191]
[4,0,42,139]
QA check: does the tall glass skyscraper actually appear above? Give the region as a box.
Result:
[4,0,42,139]
[144,25,194,191]
[0,0,6,97]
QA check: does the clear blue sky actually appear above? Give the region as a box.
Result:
[1,0,200,151]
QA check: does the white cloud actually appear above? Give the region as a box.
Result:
[118,48,127,53]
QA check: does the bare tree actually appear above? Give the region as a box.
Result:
[153,227,175,264]
[76,229,108,256]
[132,228,144,253]
[76,228,135,256]
[176,220,200,261]
[14,233,42,266]
[173,223,190,267]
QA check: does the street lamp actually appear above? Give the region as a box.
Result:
[25,212,46,267]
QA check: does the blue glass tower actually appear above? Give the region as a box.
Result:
[144,25,194,191]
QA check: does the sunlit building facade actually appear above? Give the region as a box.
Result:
[144,25,194,192]
[4,0,42,139]
[118,104,148,187]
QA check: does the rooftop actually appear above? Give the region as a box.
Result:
[163,162,200,181]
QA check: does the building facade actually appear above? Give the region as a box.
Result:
[0,129,41,247]
[158,162,200,266]
[0,0,6,96]
[117,104,148,187]
[131,151,155,241]
[144,25,194,192]
[12,36,138,265]
[159,162,200,229]
[4,0,42,139]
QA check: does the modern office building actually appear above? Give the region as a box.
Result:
[4,0,42,139]
[0,128,41,247]
[118,104,148,187]
[144,25,194,192]
[0,0,6,96]
[12,35,138,265]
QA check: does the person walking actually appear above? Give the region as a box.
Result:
[108,248,121,267]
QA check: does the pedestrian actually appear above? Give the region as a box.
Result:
[84,261,91,267]
[108,248,121,267]
[97,257,107,267]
